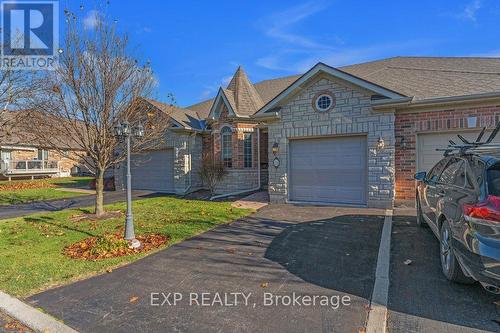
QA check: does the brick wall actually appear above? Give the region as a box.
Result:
[205,104,263,194]
[395,104,500,202]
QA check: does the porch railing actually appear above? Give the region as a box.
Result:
[0,160,60,175]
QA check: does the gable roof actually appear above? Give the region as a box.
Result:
[257,62,406,114]
[187,56,500,117]
[145,99,205,130]
[341,56,500,101]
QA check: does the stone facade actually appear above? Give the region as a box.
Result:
[267,75,396,209]
[114,130,203,194]
[395,104,500,203]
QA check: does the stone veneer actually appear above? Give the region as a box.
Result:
[114,130,203,194]
[395,104,500,203]
[266,75,396,209]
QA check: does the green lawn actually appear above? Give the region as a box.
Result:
[0,197,252,296]
[0,177,94,205]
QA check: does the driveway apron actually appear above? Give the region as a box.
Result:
[28,205,385,333]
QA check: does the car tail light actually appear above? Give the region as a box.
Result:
[463,195,500,222]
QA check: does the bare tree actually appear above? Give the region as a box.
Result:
[198,155,227,196]
[24,10,171,216]
[0,48,35,142]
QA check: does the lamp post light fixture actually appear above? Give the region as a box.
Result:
[114,121,144,249]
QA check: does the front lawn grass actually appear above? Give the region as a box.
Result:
[0,177,94,205]
[0,196,252,297]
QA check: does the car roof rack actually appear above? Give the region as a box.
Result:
[437,121,500,157]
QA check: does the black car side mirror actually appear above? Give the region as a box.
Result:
[414,171,427,181]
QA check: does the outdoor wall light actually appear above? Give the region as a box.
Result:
[400,137,407,150]
[272,142,279,156]
[133,123,145,138]
[377,136,385,150]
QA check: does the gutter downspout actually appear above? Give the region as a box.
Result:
[210,127,262,200]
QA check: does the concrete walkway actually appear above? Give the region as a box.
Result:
[231,191,269,210]
[0,190,160,220]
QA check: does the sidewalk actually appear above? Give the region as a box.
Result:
[0,190,161,220]
[0,291,77,333]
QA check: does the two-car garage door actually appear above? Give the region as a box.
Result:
[289,136,367,205]
[129,150,174,192]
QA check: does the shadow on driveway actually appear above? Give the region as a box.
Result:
[27,205,386,333]
[388,211,499,333]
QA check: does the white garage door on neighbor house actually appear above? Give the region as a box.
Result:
[289,136,367,205]
[417,130,500,172]
[130,150,174,192]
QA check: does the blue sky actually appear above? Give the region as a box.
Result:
[71,0,500,107]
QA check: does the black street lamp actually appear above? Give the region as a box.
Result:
[114,121,144,248]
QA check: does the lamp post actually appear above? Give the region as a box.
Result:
[114,121,144,248]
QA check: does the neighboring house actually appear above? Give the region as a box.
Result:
[0,111,85,180]
[115,56,500,208]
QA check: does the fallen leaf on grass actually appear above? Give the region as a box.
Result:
[129,296,139,303]
[106,268,113,273]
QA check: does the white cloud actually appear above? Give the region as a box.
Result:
[458,0,482,21]
[221,75,232,86]
[263,1,328,48]
[257,39,439,73]
[83,10,100,30]
[255,2,440,73]
[470,49,500,57]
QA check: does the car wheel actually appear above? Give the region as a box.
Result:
[416,195,427,227]
[439,220,474,284]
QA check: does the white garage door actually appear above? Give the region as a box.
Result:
[289,136,367,205]
[129,150,174,192]
[417,130,500,172]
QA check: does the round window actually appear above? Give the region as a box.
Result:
[312,92,335,112]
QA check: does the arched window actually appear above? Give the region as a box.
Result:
[221,126,232,167]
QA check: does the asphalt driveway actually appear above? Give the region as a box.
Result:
[388,209,500,333]
[28,205,386,333]
[0,190,160,220]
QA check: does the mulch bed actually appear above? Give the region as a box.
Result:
[64,232,169,260]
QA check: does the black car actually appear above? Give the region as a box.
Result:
[415,153,500,294]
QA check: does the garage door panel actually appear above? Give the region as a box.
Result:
[129,150,174,192]
[417,131,500,172]
[290,136,367,205]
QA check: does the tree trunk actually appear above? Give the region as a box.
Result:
[95,169,105,216]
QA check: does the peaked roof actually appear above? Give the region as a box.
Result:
[210,67,264,117]
[145,99,205,130]
[187,56,500,117]
[257,62,405,114]
[341,56,500,100]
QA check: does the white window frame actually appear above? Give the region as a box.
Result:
[315,94,333,112]
[221,127,232,168]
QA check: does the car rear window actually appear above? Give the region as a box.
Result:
[487,163,500,196]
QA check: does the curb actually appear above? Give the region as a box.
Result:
[0,291,79,333]
[366,209,393,333]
